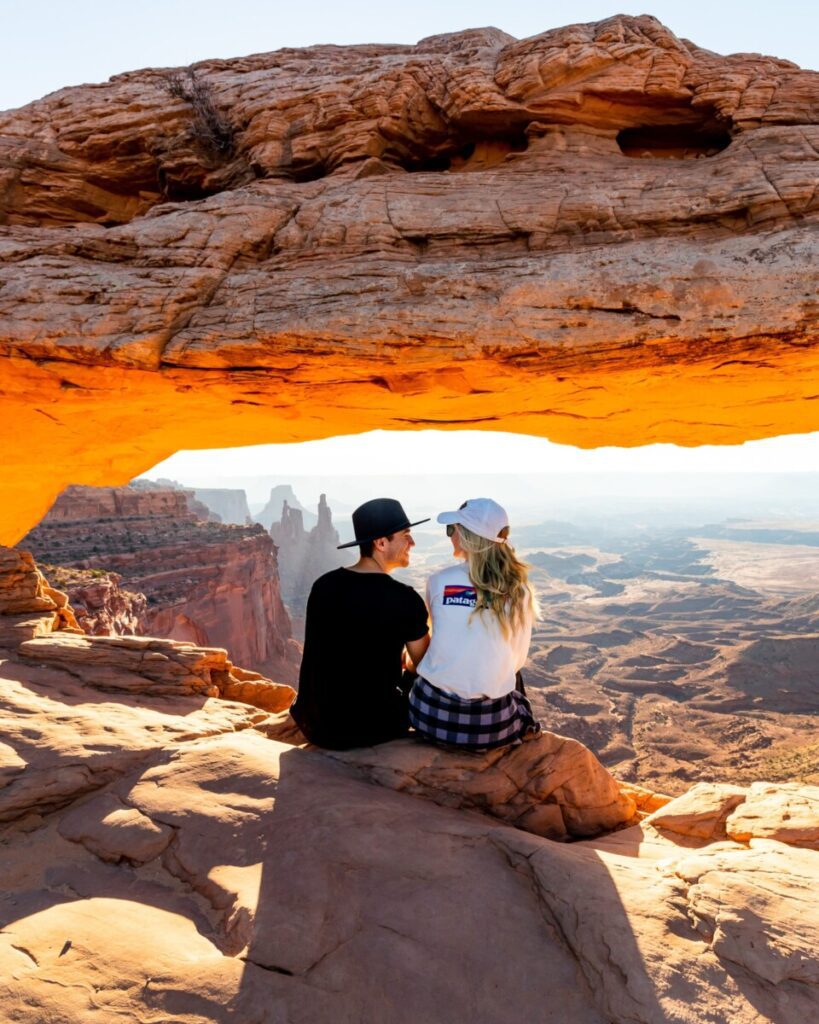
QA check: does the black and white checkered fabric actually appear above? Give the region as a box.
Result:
[409,675,540,750]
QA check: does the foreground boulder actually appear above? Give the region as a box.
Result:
[325,730,636,839]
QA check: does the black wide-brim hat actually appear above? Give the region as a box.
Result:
[337,497,430,549]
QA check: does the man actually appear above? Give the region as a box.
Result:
[290,498,431,749]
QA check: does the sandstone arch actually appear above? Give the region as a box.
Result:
[1,15,818,544]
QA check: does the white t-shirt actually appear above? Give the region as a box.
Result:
[415,563,533,700]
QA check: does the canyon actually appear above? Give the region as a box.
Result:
[398,504,819,798]
[19,483,300,683]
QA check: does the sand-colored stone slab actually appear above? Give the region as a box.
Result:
[726,782,819,849]
[57,791,174,864]
[646,781,748,839]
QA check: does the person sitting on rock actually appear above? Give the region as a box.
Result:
[409,498,541,750]
[290,498,431,749]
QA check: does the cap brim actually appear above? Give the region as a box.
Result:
[337,516,431,549]
[436,510,460,525]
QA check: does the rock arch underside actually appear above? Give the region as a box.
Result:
[1,15,819,543]
[2,17,819,1024]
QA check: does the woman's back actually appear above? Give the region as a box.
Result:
[417,562,533,700]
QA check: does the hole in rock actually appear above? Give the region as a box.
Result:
[397,133,530,173]
[617,124,732,159]
[17,429,819,804]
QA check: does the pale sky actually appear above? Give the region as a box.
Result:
[6,1,818,477]
[2,0,817,112]
[144,429,819,483]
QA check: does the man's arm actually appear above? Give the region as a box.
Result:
[404,633,430,672]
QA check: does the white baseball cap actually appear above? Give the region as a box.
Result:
[437,498,509,544]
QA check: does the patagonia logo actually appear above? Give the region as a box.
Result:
[442,584,477,607]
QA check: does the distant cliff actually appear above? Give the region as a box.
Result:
[131,477,222,523]
[18,484,300,683]
[193,488,252,525]
[271,494,350,635]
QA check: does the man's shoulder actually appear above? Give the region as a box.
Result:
[310,567,349,592]
[386,574,424,602]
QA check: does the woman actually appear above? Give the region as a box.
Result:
[409,497,541,750]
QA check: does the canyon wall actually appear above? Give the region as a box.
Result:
[1,15,818,543]
[18,484,300,683]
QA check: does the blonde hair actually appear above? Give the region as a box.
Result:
[457,523,539,637]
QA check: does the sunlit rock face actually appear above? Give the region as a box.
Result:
[1,14,819,543]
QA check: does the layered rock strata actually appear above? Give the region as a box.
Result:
[0,548,82,646]
[18,484,300,683]
[2,15,819,543]
[130,476,222,521]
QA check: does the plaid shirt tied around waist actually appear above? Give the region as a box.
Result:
[409,675,539,750]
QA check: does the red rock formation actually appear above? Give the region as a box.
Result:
[18,484,300,683]
[40,565,147,636]
[130,477,222,522]
[1,16,818,544]
[0,547,82,645]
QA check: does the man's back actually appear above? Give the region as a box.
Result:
[291,567,428,749]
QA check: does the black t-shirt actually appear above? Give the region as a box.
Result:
[291,567,429,749]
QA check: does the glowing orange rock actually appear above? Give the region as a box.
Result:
[1,16,818,543]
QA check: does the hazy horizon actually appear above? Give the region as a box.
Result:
[136,468,819,531]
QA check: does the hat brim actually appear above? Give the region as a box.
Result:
[436,510,461,525]
[337,517,431,549]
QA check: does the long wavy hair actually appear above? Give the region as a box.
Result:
[457,523,539,637]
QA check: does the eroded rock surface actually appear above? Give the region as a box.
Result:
[648,780,819,849]
[0,548,82,646]
[327,729,636,839]
[2,711,818,1023]
[2,16,819,543]
[2,541,818,1021]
